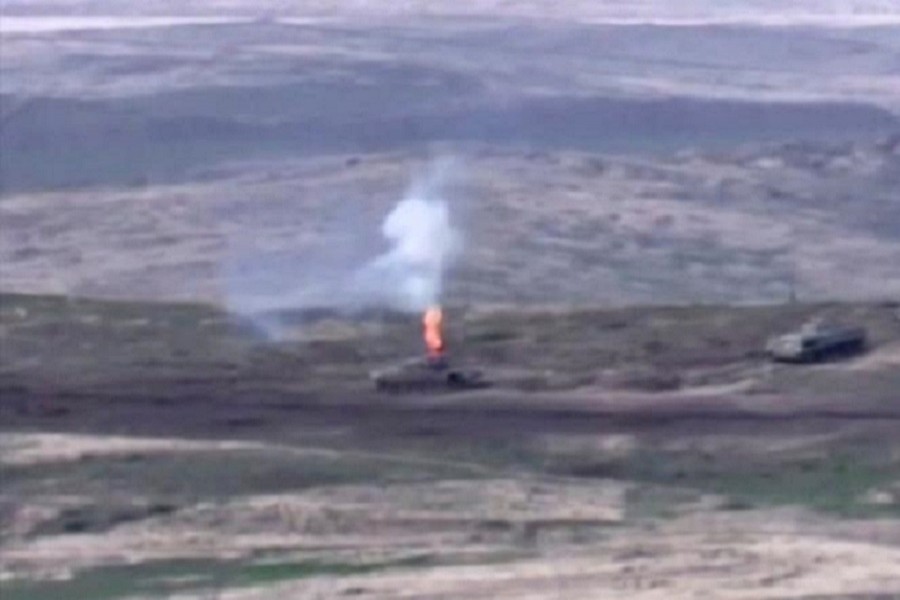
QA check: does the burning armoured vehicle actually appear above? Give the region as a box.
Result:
[765,321,867,363]
[372,356,489,392]
[372,307,489,393]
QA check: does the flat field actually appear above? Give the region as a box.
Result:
[2,293,899,598]
[2,3,900,598]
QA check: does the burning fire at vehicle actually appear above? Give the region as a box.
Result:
[372,306,488,393]
[423,305,445,363]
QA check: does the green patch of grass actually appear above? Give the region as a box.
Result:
[236,555,432,586]
[4,449,465,506]
[555,447,900,520]
[1,560,226,600]
[624,485,699,520]
[704,458,899,518]
[1,556,435,600]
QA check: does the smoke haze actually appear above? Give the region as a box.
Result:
[360,165,461,312]
[226,160,462,336]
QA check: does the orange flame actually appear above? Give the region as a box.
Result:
[423,306,444,360]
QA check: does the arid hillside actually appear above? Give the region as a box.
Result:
[2,293,900,599]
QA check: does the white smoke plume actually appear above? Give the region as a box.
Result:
[357,177,460,312]
[225,159,462,335]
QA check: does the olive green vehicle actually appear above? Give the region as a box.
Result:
[371,357,489,393]
[766,321,867,363]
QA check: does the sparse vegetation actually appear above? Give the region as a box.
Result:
[2,4,900,595]
[1,556,439,600]
[2,292,899,597]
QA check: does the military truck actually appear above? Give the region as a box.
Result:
[765,321,867,363]
[372,356,489,393]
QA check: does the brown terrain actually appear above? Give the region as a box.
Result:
[1,294,899,599]
[2,3,900,598]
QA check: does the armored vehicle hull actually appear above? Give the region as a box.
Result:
[372,357,489,393]
[766,323,866,363]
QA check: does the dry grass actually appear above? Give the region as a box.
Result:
[2,294,900,598]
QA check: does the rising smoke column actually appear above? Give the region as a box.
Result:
[225,159,463,336]
[347,158,462,312]
[360,189,460,312]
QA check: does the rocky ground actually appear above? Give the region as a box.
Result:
[3,138,900,308]
[1,293,899,599]
[2,4,899,598]
[2,8,899,308]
